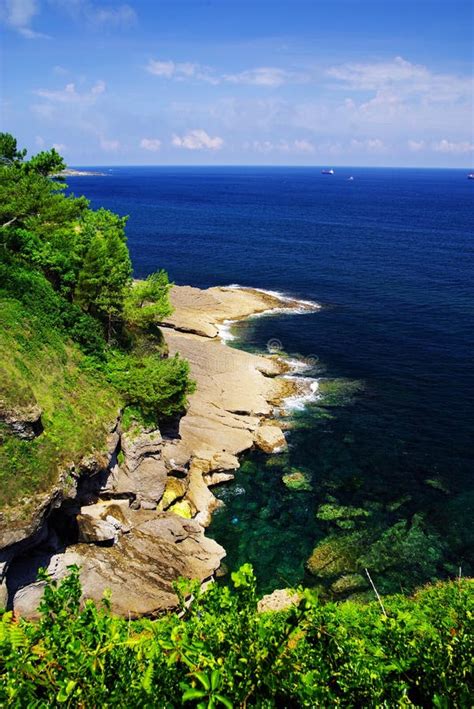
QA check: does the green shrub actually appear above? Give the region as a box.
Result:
[107,352,195,419]
[0,566,472,707]
[124,270,173,328]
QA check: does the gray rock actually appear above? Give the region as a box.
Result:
[140,500,157,511]
[0,402,43,440]
[110,457,168,506]
[121,427,163,474]
[77,514,119,544]
[255,425,287,454]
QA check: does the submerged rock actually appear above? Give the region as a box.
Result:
[306,536,360,578]
[282,470,312,492]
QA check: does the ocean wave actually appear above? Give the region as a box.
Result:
[281,376,320,411]
[225,283,321,312]
[217,319,237,343]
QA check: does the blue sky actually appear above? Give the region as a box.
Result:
[1,0,473,166]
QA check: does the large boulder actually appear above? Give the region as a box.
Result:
[255,425,287,454]
[13,514,225,619]
[77,514,120,544]
[257,588,300,613]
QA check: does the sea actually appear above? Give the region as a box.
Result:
[66,166,474,595]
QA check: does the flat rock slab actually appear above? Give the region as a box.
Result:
[163,286,296,338]
[162,328,282,467]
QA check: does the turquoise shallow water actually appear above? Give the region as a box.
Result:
[67,167,474,595]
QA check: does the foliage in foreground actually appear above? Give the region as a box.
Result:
[0,565,472,707]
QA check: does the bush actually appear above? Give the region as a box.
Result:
[0,257,106,358]
[107,352,195,419]
[0,567,472,707]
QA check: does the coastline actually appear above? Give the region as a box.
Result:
[7,284,320,619]
[160,284,320,525]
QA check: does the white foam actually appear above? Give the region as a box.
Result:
[285,358,313,373]
[217,319,237,343]
[281,376,320,411]
[224,283,321,312]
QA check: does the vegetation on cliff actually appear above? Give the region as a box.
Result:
[0,565,472,707]
[0,134,193,508]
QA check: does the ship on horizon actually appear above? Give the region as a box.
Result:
[321,168,334,175]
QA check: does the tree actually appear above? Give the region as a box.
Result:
[0,132,27,164]
[24,148,65,177]
[74,209,132,340]
[124,270,173,328]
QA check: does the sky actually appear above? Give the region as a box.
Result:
[0,0,473,167]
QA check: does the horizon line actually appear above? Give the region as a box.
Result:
[68,163,474,170]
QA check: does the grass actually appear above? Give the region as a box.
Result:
[0,298,120,511]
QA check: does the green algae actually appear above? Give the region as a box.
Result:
[282,469,313,491]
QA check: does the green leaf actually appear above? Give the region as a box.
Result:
[210,670,221,691]
[182,688,207,702]
[193,672,211,691]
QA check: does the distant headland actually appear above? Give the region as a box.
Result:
[58,167,106,177]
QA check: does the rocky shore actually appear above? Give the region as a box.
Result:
[1,285,318,618]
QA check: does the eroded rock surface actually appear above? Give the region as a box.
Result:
[13,514,225,619]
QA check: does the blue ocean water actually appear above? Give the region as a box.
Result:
[67,167,474,593]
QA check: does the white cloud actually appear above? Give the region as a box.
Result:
[140,137,162,152]
[172,129,223,151]
[294,139,315,154]
[34,80,106,105]
[51,0,136,28]
[18,25,48,37]
[89,3,136,26]
[224,67,303,88]
[31,102,54,118]
[146,59,218,84]
[35,135,45,147]
[91,79,106,95]
[326,55,473,104]
[327,56,428,90]
[99,136,120,151]
[4,0,37,26]
[432,139,474,155]
[248,138,315,154]
[52,142,66,152]
[350,137,386,153]
[1,0,50,37]
[147,59,305,87]
[248,139,287,154]
[147,60,176,78]
[408,140,425,152]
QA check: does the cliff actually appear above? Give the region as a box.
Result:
[1,285,317,617]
